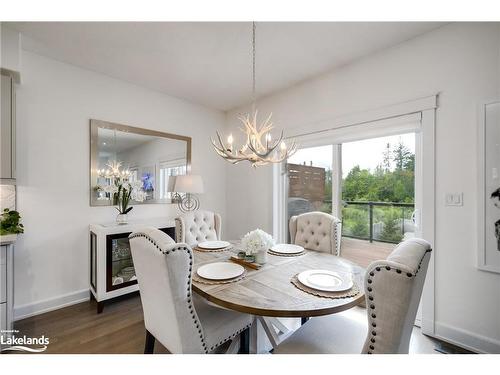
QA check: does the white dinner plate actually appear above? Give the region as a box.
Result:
[298,269,353,292]
[197,262,245,280]
[270,244,304,254]
[197,240,231,250]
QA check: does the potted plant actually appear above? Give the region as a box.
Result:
[241,228,275,264]
[0,208,24,236]
[98,180,146,224]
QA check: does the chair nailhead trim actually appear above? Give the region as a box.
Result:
[208,323,253,352]
[129,232,210,353]
[363,248,432,354]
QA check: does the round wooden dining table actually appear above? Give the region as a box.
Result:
[192,244,366,353]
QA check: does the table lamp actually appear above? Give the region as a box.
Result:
[173,174,204,212]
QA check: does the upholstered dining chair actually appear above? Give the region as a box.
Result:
[273,238,432,354]
[175,210,222,247]
[129,227,253,354]
[289,211,342,255]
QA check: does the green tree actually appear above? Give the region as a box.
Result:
[324,168,332,202]
[393,141,413,171]
[342,166,376,201]
[341,141,415,204]
[379,210,404,242]
[382,143,392,172]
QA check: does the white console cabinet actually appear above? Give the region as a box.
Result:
[89,219,175,313]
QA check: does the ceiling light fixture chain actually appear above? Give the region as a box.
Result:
[252,21,256,113]
[211,21,297,167]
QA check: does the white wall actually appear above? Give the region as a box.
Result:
[0,23,21,72]
[225,23,500,352]
[14,50,227,318]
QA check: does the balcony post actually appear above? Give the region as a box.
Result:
[369,202,373,243]
[402,207,405,235]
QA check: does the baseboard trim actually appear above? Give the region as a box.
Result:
[14,289,90,321]
[434,322,500,354]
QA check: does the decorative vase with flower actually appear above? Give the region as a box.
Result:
[97,171,146,224]
[240,228,274,264]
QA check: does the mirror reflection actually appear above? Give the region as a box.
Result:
[90,120,191,206]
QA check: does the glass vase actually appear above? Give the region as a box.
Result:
[116,213,128,225]
[254,247,268,264]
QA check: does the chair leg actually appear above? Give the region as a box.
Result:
[301,317,309,325]
[238,327,250,354]
[144,330,155,354]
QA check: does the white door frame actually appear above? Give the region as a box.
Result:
[272,94,437,336]
[419,108,436,335]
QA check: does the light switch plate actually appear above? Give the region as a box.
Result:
[445,193,463,206]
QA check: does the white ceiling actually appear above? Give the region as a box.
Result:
[8,22,445,111]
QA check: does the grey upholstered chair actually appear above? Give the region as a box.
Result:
[289,211,342,255]
[129,227,252,354]
[175,210,222,247]
[273,238,432,354]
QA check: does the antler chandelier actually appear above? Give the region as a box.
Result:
[212,22,297,167]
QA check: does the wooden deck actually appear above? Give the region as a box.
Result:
[340,237,396,268]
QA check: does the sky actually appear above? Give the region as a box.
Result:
[288,133,415,178]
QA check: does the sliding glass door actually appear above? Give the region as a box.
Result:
[274,105,435,335]
[341,133,416,245]
[284,145,334,242]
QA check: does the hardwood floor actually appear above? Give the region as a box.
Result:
[12,294,466,355]
[13,294,169,354]
[340,237,396,268]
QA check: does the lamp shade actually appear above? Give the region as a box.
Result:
[174,174,204,194]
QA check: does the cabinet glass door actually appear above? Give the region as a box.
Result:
[105,227,176,292]
[106,232,137,291]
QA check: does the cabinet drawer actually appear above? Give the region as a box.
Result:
[0,303,6,331]
[0,261,5,303]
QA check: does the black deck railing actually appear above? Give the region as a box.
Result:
[335,201,415,244]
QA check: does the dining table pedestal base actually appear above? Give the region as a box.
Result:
[249,316,295,354]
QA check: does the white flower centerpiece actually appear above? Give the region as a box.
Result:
[96,168,146,224]
[240,228,275,264]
